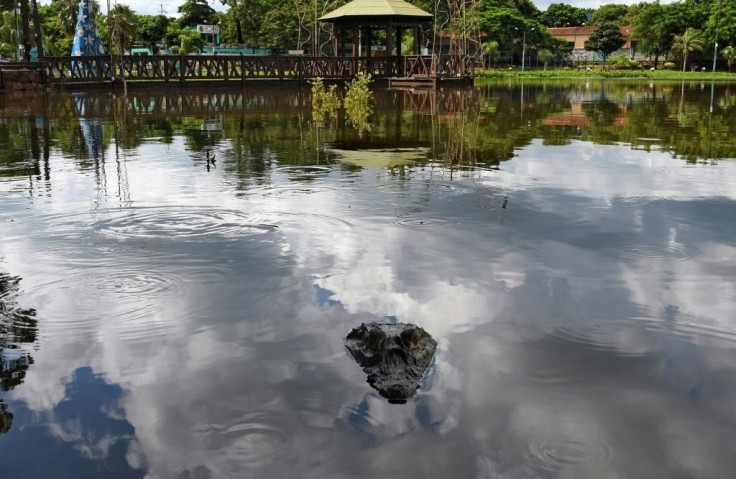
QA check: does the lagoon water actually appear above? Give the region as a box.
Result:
[1,81,736,478]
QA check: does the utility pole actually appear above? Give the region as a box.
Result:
[158,3,167,53]
[515,26,535,72]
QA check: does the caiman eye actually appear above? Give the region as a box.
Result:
[366,329,386,350]
[400,328,419,348]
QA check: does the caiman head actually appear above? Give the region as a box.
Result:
[345,322,437,403]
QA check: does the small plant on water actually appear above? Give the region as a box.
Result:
[311,78,340,122]
[344,73,373,135]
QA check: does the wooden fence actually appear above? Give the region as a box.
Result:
[39,55,473,84]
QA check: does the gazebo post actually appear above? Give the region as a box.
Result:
[396,27,403,56]
[352,25,359,57]
[366,27,372,57]
[387,25,394,56]
[413,26,420,55]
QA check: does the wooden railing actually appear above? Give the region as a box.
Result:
[40,55,472,84]
[403,55,475,78]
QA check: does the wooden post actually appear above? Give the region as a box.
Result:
[366,28,372,57]
[352,25,359,57]
[396,27,403,57]
[386,25,394,57]
[413,26,420,55]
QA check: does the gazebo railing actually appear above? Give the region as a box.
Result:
[40,55,471,83]
[404,55,474,78]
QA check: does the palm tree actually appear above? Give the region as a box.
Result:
[722,46,736,73]
[53,0,80,37]
[108,4,137,53]
[481,40,499,69]
[0,12,21,59]
[674,28,705,73]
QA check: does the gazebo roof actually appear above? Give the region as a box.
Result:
[319,0,432,22]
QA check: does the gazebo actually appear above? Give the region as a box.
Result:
[318,0,432,58]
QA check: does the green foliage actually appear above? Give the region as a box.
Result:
[673,28,705,72]
[135,15,170,46]
[344,73,373,134]
[706,0,736,52]
[585,22,625,70]
[723,46,736,72]
[541,3,587,27]
[610,54,639,70]
[178,0,217,28]
[537,49,553,70]
[178,29,205,54]
[478,1,547,52]
[663,62,678,70]
[311,78,340,123]
[108,4,137,53]
[481,40,500,67]
[0,11,21,59]
[590,4,628,26]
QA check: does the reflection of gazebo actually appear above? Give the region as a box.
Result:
[319,0,432,57]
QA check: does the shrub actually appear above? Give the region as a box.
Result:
[311,78,340,122]
[664,62,677,70]
[344,73,373,134]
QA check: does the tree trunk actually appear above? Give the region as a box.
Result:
[236,19,243,44]
[682,49,687,73]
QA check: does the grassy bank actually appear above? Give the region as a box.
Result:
[476,69,736,81]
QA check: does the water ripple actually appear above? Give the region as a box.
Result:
[526,436,613,473]
[544,319,661,358]
[394,217,449,228]
[600,242,694,261]
[198,411,291,477]
[94,207,278,241]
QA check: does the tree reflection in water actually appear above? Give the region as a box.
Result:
[0,272,38,435]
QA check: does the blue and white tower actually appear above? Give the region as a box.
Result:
[71,0,105,56]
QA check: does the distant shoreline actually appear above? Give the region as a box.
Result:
[476,69,736,81]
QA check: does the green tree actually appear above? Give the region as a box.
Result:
[548,36,573,64]
[108,4,137,53]
[590,4,628,26]
[135,14,170,50]
[481,40,499,68]
[722,45,736,72]
[541,3,587,27]
[706,0,736,55]
[0,11,22,59]
[53,0,81,38]
[478,0,546,55]
[673,28,705,72]
[632,2,671,69]
[537,48,553,70]
[585,22,625,70]
[178,0,217,28]
[178,29,205,54]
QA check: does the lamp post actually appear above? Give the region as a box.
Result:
[712,0,723,73]
[515,27,535,72]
